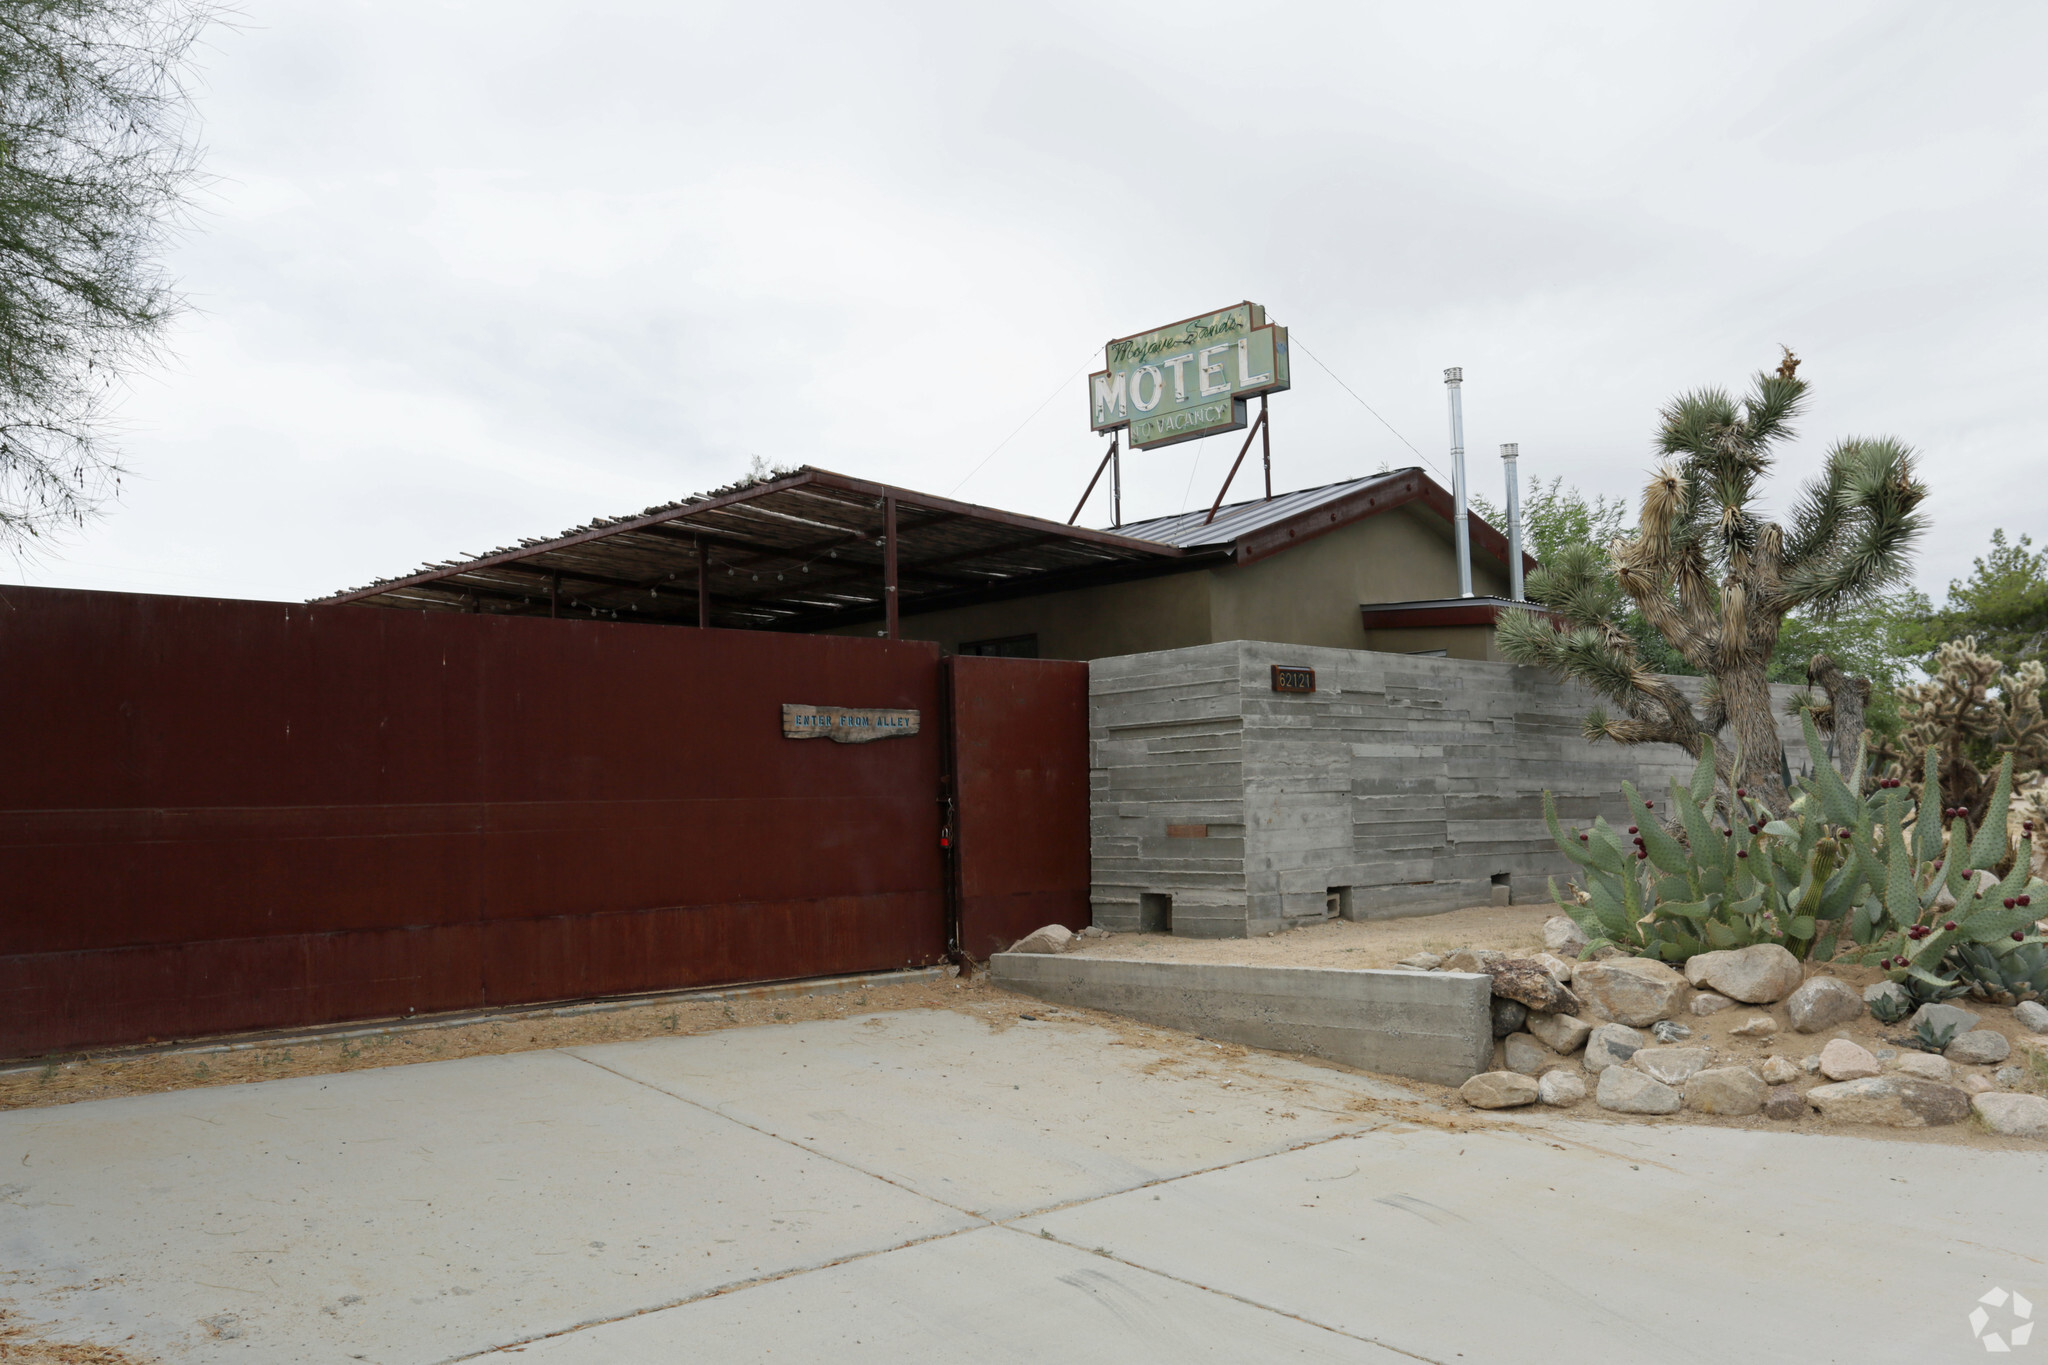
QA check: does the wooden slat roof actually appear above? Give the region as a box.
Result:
[317,467,1201,631]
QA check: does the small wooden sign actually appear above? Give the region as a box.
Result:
[782,704,921,744]
[1271,665,1316,694]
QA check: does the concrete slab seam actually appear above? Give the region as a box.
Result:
[437,1220,990,1364]
[562,1048,997,1221]
[993,1222,1448,1365]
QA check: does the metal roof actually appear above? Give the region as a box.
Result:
[1110,469,1423,548]
[320,466,1191,631]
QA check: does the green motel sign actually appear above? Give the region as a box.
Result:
[1089,302,1290,450]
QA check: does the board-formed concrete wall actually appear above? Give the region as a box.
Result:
[1090,641,1812,938]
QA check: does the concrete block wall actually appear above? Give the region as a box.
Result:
[1090,640,1811,938]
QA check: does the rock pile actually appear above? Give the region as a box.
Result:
[1435,938,2042,1135]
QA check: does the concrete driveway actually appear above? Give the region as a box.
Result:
[2,1005,2042,1363]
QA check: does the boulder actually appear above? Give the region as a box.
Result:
[1443,948,1507,974]
[1573,958,1690,1026]
[1995,1065,2027,1088]
[1487,959,1577,1013]
[1763,1085,1810,1119]
[1909,1001,1980,1037]
[1818,1039,1880,1080]
[1527,1011,1593,1055]
[1946,1030,2011,1065]
[1730,1014,1778,1038]
[1972,1092,2048,1139]
[1683,944,1804,1004]
[1690,992,1737,1016]
[1800,1055,1822,1074]
[1890,1052,1953,1084]
[1491,998,1529,1038]
[1651,1020,1693,1042]
[1632,1045,1711,1086]
[1785,976,1863,1033]
[1684,1066,1767,1116]
[1804,1076,1972,1127]
[2016,1001,2048,1035]
[1963,1074,1995,1095]
[1537,1070,1587,1106]
[1543,915,1588,957]
[1531,952,1574,984]
[1863,980,1912,1016]
[1584,1022,1647,1072]
[1076,925,1111,939]
[1396,952,1443,971]
[1503,1032,1561,1076]
[1596,1066,1683,1115]
[1460,1071,1540,1109]
[1760,1056,1801,1085]
[1009,924,1076,954]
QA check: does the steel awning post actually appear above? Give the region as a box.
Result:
[883,494,899,639]
[696,536,709,627]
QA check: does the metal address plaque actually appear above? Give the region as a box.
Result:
[1271,665,1315,694]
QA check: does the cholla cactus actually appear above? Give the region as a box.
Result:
[1876,637,2048,829]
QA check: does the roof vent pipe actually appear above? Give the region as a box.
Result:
[1500,442,1524,601]
[1445,367,1472,598]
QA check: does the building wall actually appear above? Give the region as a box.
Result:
[827,504,1512,662]
[1090,640,1811,937]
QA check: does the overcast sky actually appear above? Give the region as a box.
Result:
[13,1,2046,605]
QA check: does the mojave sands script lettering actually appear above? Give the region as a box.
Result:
[1088,302,1289,450]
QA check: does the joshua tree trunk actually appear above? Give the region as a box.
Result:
[1721,662,1790,812]
[1806,652,1871,784]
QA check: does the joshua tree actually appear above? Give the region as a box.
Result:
[1498,351,1927,814]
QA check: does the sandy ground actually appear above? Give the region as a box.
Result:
[1064,902,1554,969]
[0,976,981,1114]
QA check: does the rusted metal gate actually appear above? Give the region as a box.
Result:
[944,656,1092,959]
[0,588,951,1056]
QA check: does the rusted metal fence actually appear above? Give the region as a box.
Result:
[2,588,1087,1056]
[946,656,1091,958]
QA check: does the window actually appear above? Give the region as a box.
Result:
[958,634,1038,658]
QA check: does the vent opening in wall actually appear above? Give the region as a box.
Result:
[1325,887,1352,919]
[1139,893,1173,933]
[1490,872,1512,907]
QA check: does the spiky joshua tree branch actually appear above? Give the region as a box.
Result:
[1497,351,1927,814]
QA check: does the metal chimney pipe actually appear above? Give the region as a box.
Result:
[1445,367,1472,598]
[1500,442,1524,601]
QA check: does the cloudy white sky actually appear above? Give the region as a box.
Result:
[14,1,2046,604]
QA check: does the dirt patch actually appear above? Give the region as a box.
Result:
[1064,902,1552,969]
[0,1308,154,1364]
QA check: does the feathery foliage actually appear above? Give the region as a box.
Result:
[0,0,214,549]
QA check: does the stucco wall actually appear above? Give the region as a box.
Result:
[1090,640,1811,937]
[826,504,1512,662]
